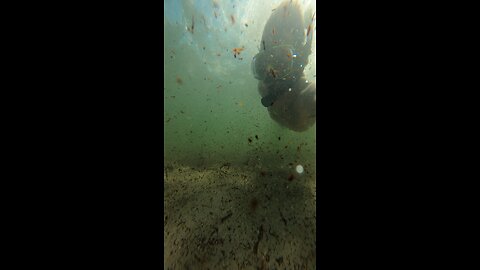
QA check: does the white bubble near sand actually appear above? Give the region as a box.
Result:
[296,164,304,174]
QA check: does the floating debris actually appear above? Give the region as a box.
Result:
[176,76,183,85]
[232,47,244,58]
[230,15,235,24]
[187,15,194,34]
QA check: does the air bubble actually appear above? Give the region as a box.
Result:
[296,165,304,174]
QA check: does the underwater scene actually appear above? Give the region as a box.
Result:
[164,0,316,268]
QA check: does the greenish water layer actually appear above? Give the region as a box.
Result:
[164,0,316,170]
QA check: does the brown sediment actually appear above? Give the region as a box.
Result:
[164,162,316,268]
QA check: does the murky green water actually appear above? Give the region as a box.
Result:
[164,0,317,268]
[164,0,316,169]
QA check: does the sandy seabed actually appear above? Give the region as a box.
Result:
[164,162,316,269]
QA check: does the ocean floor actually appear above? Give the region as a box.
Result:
[164,162,316,269]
